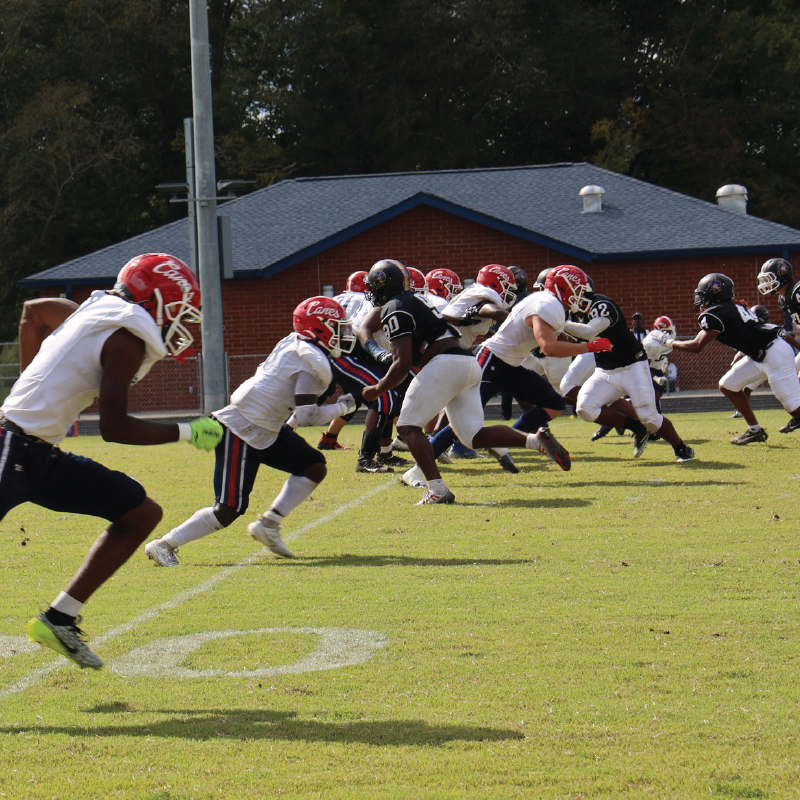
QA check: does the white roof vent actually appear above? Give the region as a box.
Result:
[716,184,748,215]
[580,185,605,213]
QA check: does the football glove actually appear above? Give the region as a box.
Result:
[186,417,223,451]
[586,338,612,353]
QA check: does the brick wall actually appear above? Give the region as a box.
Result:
[44,206,799,404]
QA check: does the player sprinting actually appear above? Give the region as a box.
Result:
[1,253,221,669]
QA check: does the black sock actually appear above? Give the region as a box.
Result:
[45,607,76,627]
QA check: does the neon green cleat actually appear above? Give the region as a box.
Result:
[26,613,103,670]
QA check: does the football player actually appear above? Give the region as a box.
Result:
[565,275,695,462]
[318,270,371,451]
[756,258,800,433]
[358,259,604,504]
[1,253,221,670]
[145,296,358,564]
[425,268,463,312]
[667,271,800,444]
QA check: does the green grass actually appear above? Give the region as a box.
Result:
[1,411,799,798]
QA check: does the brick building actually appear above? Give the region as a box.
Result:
[19,163,800,413]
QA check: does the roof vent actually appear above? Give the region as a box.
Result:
[579,185,605,213]
[716,184,748,215]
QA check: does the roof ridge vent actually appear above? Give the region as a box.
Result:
[716,184,748,215]
[579,185,605,213]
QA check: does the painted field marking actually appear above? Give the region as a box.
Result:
[0,480,395,700]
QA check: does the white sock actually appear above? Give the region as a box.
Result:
[748,424,763,432]
[270,475,318,518]
[525,432,540,450]
[380,444,392,454]
[161,507,224,548]
[490,446,510,457]
[51,592,83,618]
[428,478,448,496]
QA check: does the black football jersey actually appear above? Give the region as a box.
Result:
[698,302,782,361]
[780,280,800,326]
[587,294,647,370]
[380,291,457,366]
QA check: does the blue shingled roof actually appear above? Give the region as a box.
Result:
[19,162,800,288]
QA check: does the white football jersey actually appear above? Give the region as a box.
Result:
[443,284,505,350]
[214,333,332,449]
[333,290,366,319]
[484,291,566,367]
[2,292,167,444]
[351,301,390,350]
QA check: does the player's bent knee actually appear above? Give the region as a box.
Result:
[575,403,599,423]
[301,462,327,484]
[213,503,241,528]
[115,497,162,539]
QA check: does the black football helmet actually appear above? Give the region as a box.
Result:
[757,258,793,296]
[750,304,770,324]
[694,273,734,311]
[508,266,528,295]
[365,259,411,306]
[532,268,552,292]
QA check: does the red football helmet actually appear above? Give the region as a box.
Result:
[407,266,426,292]
[477,264,517,307]
[425,268,463,300]
[114,253,202,358]
[345,271,368,293]
[292,296,355,357]
[653,315,677,338]
[545,265,593,315]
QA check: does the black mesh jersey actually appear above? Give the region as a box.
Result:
[699,302,782,361]
[781,280,800,326]
[380,291,458,366]
[587,294,647,370]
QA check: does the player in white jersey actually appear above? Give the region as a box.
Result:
[1,253,221,670]
[145,296,357,565]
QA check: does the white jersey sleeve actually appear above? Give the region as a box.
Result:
[442,284,503,349]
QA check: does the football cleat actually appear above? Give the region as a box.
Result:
[779,416,800,434]
[449,442,481,459]
[144,539,180,566]
[487,447,520,474]
[247,517,294,558]
[674,444,696,462]
[355,457,393,473]
[378,452,411,468]
[730,428,768,445]
[391,436,410,452]
[633,428,649,459]
[436,449,454,464]
[401,465,426,488]
[531,427,571,471]
[26,613,103,670]
[416,489,456,505]
[591,425,613,442]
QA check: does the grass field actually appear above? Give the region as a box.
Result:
[1,410,799,799]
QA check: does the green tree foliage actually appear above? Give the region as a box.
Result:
[2,0,800,338]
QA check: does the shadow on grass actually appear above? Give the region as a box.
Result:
[2,708,524,746]
[257,554,540,568]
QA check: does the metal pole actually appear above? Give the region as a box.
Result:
[189,0,227,413]
[184,117,198,277]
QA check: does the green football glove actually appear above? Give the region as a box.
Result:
[186,417,223,451]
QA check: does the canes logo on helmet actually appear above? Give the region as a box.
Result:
[476,264,517,307]
[293,296,355,358]
[545,265,593,315]
[407,266,426,292]
[694,273,734,311]
[653,315,677,338]
[365,259,411,306]
[114,253,202,359]
[757,258,793,296]
[345,271,368,293]
[425,268,463,301]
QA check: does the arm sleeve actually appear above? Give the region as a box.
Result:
[293,397,354,427]
[562,316,611,341]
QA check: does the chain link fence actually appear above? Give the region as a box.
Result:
[0,342,19,406]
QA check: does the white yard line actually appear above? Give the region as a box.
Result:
[0,480,395,701]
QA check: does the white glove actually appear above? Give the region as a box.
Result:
[649,330,675,350]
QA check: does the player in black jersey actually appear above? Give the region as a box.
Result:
[757,258,800,434]
[360,259,571,504]
[668,272,800,444]
[565,291,695,462]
